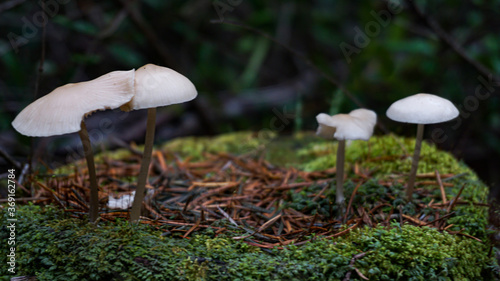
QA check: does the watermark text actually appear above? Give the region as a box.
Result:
[6,169,17,274]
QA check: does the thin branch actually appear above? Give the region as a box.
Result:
[18,163,29,185]
[344,182,362,222]
[0,197,49,203]
[435,170,447,204]
[343,252,368,281]
[0,145,21,169]
[423,211,454,227]
[406,0,500,86]
[97,8,128,39]
[447,183,467,213]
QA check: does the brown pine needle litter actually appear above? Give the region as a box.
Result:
[29,149,486,248]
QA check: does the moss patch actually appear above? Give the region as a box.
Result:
[162,131,277,161]
[293,134,472,177]
[0,204,497,280]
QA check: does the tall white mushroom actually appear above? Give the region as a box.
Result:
[121,64,197,222]
[316,109,377,207]
[386,93,459,201]
[12,70,135,222]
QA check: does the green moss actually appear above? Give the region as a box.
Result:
[1,204,497,280]
[342,224,493,280]
[162,131,277,161]
[296,134,472,178]
[96,148,135,162]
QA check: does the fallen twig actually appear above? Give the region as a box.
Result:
[343,252,368,281]
[447,184,467,213]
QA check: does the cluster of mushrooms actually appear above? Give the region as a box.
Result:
[12,63,459,223]
[12,64,197,222]
[316,93,459,209]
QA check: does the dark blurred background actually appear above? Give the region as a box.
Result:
[0,1,499,198]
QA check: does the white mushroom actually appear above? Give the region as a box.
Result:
[316,109,377,207]
[12,70,135,222]
[122,64,197,222]
[108,191,136,209]
[12,70,135,136]
[386,93,459,201]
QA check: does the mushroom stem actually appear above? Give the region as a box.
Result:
[130,107,157,222]
[406,123,424,201]
[336,139,346,205]
[78,120,99,222]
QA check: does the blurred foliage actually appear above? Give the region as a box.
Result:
[0,0,499,187]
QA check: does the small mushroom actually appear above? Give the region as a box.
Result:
[108,191,136,209]
[386,93,459,201]
[12,70,135,222]
[121,64,197,222]
[316,109,377,207]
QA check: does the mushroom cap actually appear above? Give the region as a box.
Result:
[316,109,377,141]
[120,64,197,111]
[316,113,338,139]
[12,70,135,137]
[386,93,459,124]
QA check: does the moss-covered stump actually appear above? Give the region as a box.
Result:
[1,132,498,280]
[0,204,496,281]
